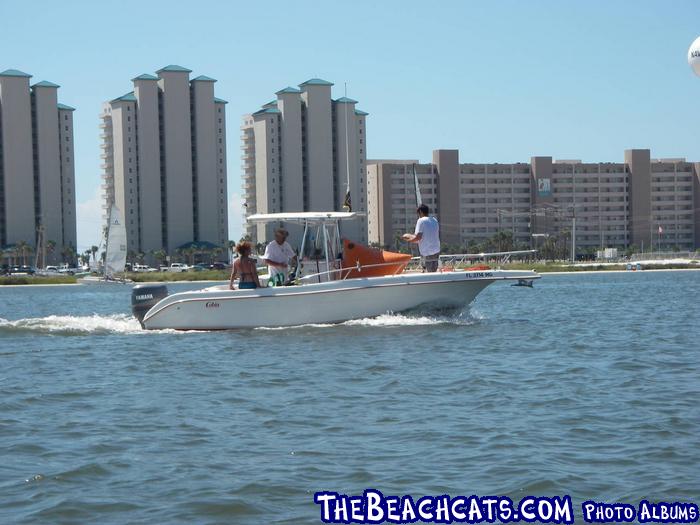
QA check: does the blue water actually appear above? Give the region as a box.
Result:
[0,271,698,524]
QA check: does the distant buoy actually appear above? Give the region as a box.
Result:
[688,36,700,76]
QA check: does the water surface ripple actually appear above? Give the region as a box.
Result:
[0,272,698,523]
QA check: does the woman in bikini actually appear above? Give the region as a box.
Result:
[229,241,261,290]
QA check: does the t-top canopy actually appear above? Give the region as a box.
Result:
[246,212,363,224]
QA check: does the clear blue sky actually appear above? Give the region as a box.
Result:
[2,0,699,250]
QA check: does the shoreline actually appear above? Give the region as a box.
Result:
[540,267,700,276]
[0,279,229,288]
[2,268,699,287]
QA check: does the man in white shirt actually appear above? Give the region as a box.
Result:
[402,204,440,272]
[262,228,296,284]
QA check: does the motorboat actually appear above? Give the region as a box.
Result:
[131,212,539,330]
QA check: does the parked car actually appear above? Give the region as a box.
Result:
[57,265,78,275]
[191,263,210,272]
[132,264,158,273]
[160,263,189,272]
[209,262,230,271]
[10,265,36,275]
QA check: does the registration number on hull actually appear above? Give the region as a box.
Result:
[465,272,493,279]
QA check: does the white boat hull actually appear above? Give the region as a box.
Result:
[140,269,538,330]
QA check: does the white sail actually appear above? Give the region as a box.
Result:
[104,204,127,278]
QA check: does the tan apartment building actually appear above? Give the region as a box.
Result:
[530,156,629,250]
[241,79,368,246]
[368,149,700,253]
[100,65,228,258]
[0,69,76,264]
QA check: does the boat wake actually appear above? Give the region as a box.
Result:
[0,309,485,336]
[345,309,483,327]
[257,308,485,330]
[0,314,171,336]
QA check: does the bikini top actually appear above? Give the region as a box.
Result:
[237,257,257,282]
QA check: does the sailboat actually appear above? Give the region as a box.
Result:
[78,204,132,284]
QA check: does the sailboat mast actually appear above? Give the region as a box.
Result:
[413,163,423,207]
[344,84,351,198]
[342,83,352,212]
[104,205,112,279]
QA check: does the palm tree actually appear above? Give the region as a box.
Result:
[12,243,23,265]
[15,241,31,266]
[185,246,197,266]
[211,246,224,263]
[61,245,76,265]
[152,249,167,268]
[46,240,57,266]
[487,230,514,253]
[90,245,99,267]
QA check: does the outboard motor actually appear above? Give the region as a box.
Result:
[131,284,168,328]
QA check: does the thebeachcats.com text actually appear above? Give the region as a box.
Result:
[313,490,699,524]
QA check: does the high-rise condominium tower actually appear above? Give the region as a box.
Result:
[241,79,368,246]
[0,69,76,265]
[100,65,228,258]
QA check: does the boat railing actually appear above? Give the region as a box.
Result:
[250,248,537,286]
[295,249,537,284]
[405,250,537,270]
[438,250,537,266]
[298,260,411,284]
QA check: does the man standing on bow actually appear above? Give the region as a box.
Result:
[402,204,440,272]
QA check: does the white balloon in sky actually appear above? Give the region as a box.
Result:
[688,36,700,76]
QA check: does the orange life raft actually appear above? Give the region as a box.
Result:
[341,239,412,278]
